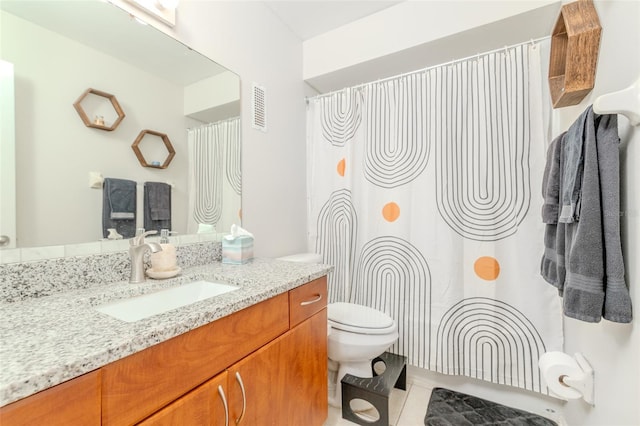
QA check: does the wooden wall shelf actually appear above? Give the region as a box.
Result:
[131,129,176,169]
[548,0,601,108]
[73,88,125,131]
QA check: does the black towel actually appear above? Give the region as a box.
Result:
[144,182,172,234]
[102,178,136,238]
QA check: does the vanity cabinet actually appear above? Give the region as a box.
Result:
[104,276,327,426]
[0,370,101,426]
[0,277,327,426]
[139,297,327,426]
[102,292,290,425]
[227,277,328,425]
[139,309,327,426]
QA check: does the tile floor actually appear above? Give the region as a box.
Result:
[324,382,434,426]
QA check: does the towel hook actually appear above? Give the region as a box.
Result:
[593,75,640,126]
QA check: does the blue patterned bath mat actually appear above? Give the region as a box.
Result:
[424,388,557,425]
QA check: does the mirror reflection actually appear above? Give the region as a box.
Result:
[0,0,241,249]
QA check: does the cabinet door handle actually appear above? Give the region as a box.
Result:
[300,294,323,306]
[234,372,246,425]
[217,385,229,426]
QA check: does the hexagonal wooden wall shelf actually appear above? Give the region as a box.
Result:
[548,0,601,108]
[131,129,176,169]
[73,88,126,131]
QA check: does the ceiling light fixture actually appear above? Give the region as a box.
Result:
[129,13,149,26]
[125,0,177,27]
[157,0,179,10]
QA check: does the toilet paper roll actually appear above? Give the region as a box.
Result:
[538,352,583,400]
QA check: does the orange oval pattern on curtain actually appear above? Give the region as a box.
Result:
[337,158,346,177]
[474,256,500,281]
[382,202,400,222]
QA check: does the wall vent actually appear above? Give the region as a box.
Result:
[251,83,267,132]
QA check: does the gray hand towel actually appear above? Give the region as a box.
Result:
[144,182,172,234]
[559,107,589,223]
[541,133,567,294]
[541,132,565,224]
[102,178,137,239]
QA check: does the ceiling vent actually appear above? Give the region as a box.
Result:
[251,83,267,132]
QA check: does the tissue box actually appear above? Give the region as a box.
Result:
[222,235,254,264]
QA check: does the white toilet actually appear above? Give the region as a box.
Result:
[277,253,399,407]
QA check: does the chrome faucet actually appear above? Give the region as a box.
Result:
[129,230,162,284]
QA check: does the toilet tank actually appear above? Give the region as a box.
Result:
[277,253,323,264]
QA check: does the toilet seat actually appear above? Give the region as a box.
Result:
[328,302,396,335]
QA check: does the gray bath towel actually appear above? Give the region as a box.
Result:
[143,182,171,233]
[102,178,136,239]
[541,108,632,323]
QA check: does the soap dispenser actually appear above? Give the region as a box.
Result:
[159,228,170,244]
[149,229,179,278]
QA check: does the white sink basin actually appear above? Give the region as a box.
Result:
[96,280,239,322]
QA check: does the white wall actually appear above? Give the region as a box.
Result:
[184,71,240,122]
[148,1,308,258]
[303,0,561,92]
[554,2,640,425]
[304,0,558,78]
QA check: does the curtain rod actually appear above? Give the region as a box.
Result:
[187,115,240,131]
[306,35,551,102]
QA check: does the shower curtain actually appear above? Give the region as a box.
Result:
[187,117,241,235]
[306,43,563,394]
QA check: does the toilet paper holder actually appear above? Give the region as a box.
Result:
[539,352,594,405]
[559,353,594,405]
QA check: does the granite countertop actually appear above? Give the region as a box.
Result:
[0,258,332,407]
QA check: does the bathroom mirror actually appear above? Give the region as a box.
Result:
[0,0,241,249]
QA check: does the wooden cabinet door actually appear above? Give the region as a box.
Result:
[284,309,328,426]
[227,335,289,426]
[0,371,101,426]
[138,372,229,426]
[227,309,328,426]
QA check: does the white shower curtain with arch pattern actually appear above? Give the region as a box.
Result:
[306,43,563,394]
[187,117,241,235]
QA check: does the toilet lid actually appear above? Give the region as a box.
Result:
[328,302,396,335]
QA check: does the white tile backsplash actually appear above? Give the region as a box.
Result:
[179,234,199,244]
[65,241,102,257]
[101,239,130,253]
[197,232,220,242]
[20,245,65,262]
[0,249,21,264]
